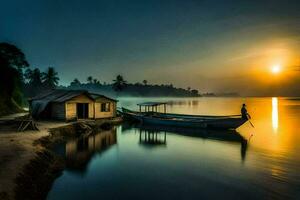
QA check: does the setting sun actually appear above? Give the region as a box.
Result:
[271,64,281,74]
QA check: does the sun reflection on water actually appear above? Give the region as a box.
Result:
[272,97,279,132]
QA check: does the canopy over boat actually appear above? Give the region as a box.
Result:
[137,102,167,106]
[137,102,167,113]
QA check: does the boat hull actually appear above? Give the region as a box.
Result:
[121,108,247,130]
[135,115,246,129]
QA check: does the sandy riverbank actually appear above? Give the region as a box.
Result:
[0,121,69,200]
[0,117,123,200]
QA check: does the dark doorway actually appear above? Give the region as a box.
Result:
[77,103,89,119]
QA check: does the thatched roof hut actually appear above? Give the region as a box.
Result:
[29,89,117,121]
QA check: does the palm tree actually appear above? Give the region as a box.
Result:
[24,68,44,96]
[143,80,148,86]
[42,67,59,89]
[87,76,93,84]
[93,78,100,85]
[70,78,81,86]
[112,75,127,92]
[25,68,42,85]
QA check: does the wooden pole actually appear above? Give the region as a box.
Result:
[139,129,142,142]
[94,102,96,119]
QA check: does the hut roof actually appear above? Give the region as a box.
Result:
[29,89,116,118]
[29,89,92,102]
[88,92,118,102]
[29,90,92,117]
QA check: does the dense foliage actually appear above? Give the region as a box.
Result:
[0,42,61,115]
[0,43,29,115]
[24,67,60,97]
[0,42,200,116]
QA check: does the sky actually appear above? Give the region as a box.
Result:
[1,0,300,96]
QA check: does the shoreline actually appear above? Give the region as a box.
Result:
[0,118,122,200]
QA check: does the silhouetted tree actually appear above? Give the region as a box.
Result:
[191,89,199,96]
[87,76,93,84]
[25,68,42,85]
[0,56,15,98]
[143,80,148,86]
[93,78,100,85]
[134,82,142,86]
[24,68,44,97]
[70,78,81,87]
[0,42,29,109]
[64,73,201,97]
[0,42,29,69]
[42,67,59,89]
[112,75,127,92]
[167,84,174,88]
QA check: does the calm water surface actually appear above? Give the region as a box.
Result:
[47,97,300,200]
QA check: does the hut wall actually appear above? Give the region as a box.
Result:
[65,94,95,120]
[65,103,77,120]
[66,140,77,157]
[94,128,117,151]
[94,100,116,119]
[51,103,66,120]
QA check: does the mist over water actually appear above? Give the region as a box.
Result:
[47,97,300,200]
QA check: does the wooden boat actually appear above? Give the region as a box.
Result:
[120,102,248,130]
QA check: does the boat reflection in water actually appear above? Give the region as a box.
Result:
[60,127,117,172]
[128,123,248,161]
[48,98,300,200]
[138,129,167,147]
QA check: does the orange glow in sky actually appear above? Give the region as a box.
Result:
[271,65,281,74]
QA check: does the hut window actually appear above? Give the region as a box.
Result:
[101,103,110,112]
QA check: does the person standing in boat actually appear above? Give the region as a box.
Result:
[241,104,251,120]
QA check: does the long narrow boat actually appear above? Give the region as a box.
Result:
[122,107,241,120]
[120,102,248,130]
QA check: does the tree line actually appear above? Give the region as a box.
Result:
[0,42,60,115]
[24,67,59,97]
[67,74,200,97]
[0,42,199,115]
[0,42,28,115]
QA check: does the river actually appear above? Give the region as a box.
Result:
[47,97,300,200]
